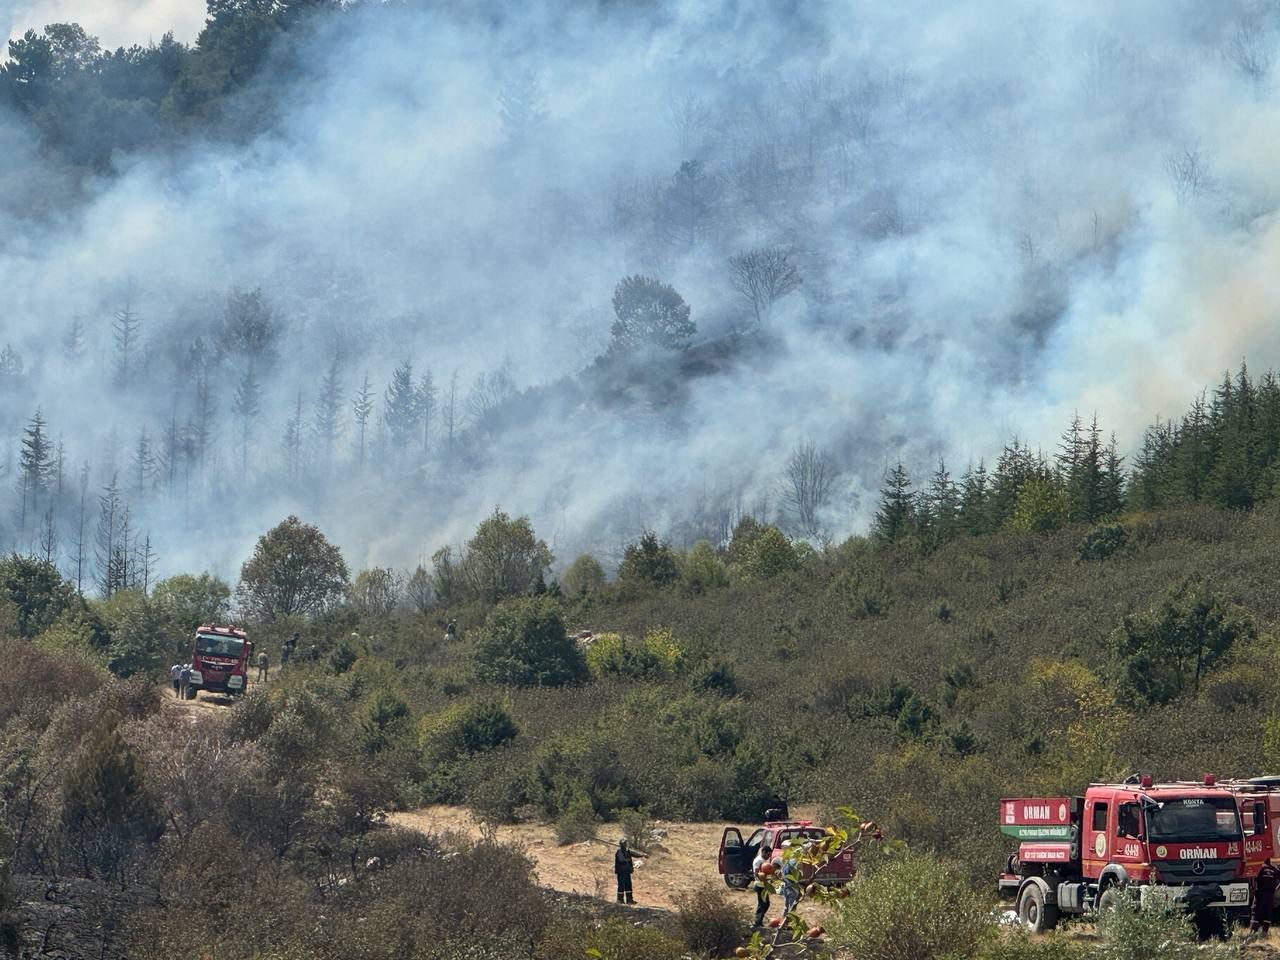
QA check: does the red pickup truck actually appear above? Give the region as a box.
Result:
[717,820,857,889]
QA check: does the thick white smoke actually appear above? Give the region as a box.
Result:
[2,0,1279,582]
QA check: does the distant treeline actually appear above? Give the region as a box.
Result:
[874,363,1280,546]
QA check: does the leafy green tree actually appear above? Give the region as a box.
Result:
[460,508,553,604]
[473,596,585,687]
[237,516,350,621]
[100,588,168,677]
[1007,476,1069,534]
[561,553,606,599]
[151,573,232,636]
[740,526,799,580]
[610,275,695,351]
[618,531,680,588]
[1112,578,1256,705]
[680,540,728,595]
[0,553,77,637]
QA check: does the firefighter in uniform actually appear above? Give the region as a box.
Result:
[614,839,635,904]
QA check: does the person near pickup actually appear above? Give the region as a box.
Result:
[779,841,801,915]
[1253,857,1280,933]
[752,844,773,926]
[614,838,635,904]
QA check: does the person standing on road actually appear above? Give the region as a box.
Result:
[752,844,773,927]
[179,663,192,700]
[257,650,269,682]
[281,642,292,669]
[170,663,182,697]
[1253,857,1280,933]
[779,841,801,915]
[614,839,636,904]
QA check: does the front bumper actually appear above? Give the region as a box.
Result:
[1141,882,1250,910]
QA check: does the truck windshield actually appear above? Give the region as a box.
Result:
[196,634,244,658]
[1147,797,1240,843]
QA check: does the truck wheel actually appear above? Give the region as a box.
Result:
[1017,883,1058,933]
[1097,887,1121,915]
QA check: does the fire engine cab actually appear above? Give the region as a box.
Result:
[999,776,1250,933]
[187,624,253,699]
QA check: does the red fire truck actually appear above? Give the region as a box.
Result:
[999,776,1251,933]
[1216,778,1280,908]
[187,624,253,699]
[717,820,857,889]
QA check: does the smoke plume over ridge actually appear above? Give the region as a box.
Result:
[2,0,1279,582]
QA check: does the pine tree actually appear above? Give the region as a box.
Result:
[873,463,916,542]
[95,474,126,598]
[283,390,304,480]
[989,440,1038,528]
[160,415,182,492]
[443,369,460,459]
[38,507,58,564]
[315,355,343,472]
[62,316,86,361]
[958,461,991,536]
[71,462,90,595]
[1100,432,1126,516]
[352,373,374,467]
[232,366,261,470]
[192,374,214,471]
[134,533,157,595]
[17,410,53,538]
[131,428,156,500]
[383,359,419,455]
[112,298,142,387]
[925,459,960,546]
[418,369,437,456]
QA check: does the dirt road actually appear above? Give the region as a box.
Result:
[390,805,765,912]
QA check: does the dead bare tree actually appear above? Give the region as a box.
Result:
[729,246,802,327]
[782,440,838,539]
[1226,19,1271,87]
[1165,145,1211,207]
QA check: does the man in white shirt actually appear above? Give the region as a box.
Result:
[170,664,182,697]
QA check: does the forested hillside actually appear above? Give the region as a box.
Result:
[4,475,1279,956]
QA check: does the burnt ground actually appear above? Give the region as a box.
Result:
[9,876,155,960]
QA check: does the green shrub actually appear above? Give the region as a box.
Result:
[536,918,685,960]
[473,596,586,687]
[976,930,1086,960]
[673,883,745,957]
[1076,523,1129,562]
[561,554,606,598]
[615,805,653,852]
[421,699,519,762]
[554,792,598,845]
[1093,890,1237,960]
[690,658,737,697]
[827,855,994,960]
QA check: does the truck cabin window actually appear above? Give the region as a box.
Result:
[1146,797,1241,843]
[196,633,244,658]
[1118,803,1141,838]
[1092,803,1109,832]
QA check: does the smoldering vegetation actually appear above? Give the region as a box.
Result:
[2,0,1279,583]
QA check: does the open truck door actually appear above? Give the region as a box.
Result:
[719,827,753,889]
